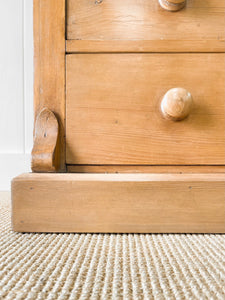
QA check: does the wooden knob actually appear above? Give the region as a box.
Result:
[159,0,186,11]
[161,88,193,121]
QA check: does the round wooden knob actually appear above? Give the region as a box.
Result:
[159,0,186,11]
[161,88,193,121]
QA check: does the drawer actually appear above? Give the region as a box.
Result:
[66,53,225,165]
[66,0,225,52]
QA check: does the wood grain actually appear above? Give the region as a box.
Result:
[67,0,225,52]
[31,108,59,172]
[12,173,225,233]
[33,0,66,171]
[66,53,225,165]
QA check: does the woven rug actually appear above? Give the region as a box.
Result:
[0,192,224,300]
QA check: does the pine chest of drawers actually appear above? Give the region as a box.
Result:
[12,0,225,233]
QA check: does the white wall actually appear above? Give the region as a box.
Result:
[0,1,33,190]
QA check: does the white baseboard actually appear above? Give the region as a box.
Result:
[0,153,31,191]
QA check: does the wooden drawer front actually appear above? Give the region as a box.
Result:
[66,54,225,165]
[67,0,225,51]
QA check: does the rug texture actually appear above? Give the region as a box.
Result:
[0,192,225,300]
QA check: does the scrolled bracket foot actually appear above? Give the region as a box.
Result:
[31,108,59,172]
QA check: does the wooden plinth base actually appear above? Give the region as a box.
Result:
[12,173,225,233]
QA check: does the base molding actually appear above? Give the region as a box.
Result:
[12,173,225,233]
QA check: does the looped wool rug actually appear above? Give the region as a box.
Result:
[0,192,224,299]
